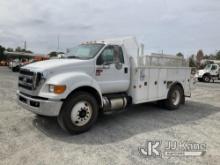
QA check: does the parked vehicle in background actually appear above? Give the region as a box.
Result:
[49,53,65,59]
[9,59,29,72]
[196,63,220,82]
[5,51,49,72]
[30,56,49,63]
[8,56,49,72]
[0,60,8,66]
[17,37,194,134]
[9,59,21,72]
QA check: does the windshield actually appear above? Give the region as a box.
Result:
[204,64,211,70]
[66,44,104,60]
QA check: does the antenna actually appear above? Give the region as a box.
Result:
[57,35,60,50]
[24,40,27,50]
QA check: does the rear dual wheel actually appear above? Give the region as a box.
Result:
[163,85,184,110]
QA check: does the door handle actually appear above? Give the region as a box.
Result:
[124,67,128,74]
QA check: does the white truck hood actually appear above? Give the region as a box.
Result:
[22,59,90,72]
[198,69,206,76]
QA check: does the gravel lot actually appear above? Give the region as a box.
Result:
[0,66,220,165]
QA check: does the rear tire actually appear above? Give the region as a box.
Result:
[164,85,183,110]
[58,91,98,134]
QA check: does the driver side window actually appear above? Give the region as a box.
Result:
[96,45,124,65]
[211,65,217,70]
[97,46,114,65]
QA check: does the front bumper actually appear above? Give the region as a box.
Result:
[17,91,63,116]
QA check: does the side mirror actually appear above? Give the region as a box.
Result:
[102,63,110,69]
[115,62,122,70]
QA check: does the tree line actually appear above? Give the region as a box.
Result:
[176,50,220,68]
[0,45,33,60]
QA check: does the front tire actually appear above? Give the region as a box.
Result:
[164,85,183,110]
[58,91,98,134]
[203,75,210,83]
[198,78,203,82]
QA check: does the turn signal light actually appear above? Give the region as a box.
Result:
[49,85,66,94]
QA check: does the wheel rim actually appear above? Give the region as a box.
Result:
[171,90,181,106]
[70,101,93,126]
[204,76,209,82]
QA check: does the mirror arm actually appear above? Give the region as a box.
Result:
[102,63,110,69]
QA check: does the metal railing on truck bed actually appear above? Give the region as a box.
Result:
[137,54,188,68]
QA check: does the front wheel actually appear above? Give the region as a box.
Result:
[164,85,183,110]
[58,91,99,134]
[203,75,210,83]
[198,78,203,82]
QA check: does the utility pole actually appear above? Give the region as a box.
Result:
[24,40,27,50]
[57,35,60,51]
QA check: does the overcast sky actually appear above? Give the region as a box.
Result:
[0,0,220,55]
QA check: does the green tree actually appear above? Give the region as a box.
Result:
[196,50,204,61]
[25,50,33,53]
[0,45,6,60]
[189,55,196,67]
[14,46,33,53]
[6,48,13,52]
[48,51,57,57]
[216,51,220,60]
[15,46,22,52]
[203,54,209,59]
[196,49,204,68]
[21,48,26,52]
[176,52,184,57]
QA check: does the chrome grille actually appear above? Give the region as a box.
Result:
[18,69,42,91]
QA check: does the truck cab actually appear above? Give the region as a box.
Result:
[197,63,220,82]
[17,37,192,134]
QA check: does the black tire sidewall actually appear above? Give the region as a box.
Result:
[165,85,183,110]
[203,75,210,82]
[198,78,203,82]
[59,91,98,134]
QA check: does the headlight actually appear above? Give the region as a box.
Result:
[49,84,66,94]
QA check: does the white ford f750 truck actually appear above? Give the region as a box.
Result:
[17,37,193,134]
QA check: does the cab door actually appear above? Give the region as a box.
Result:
[210,64,219,76]
[95,45,130,94]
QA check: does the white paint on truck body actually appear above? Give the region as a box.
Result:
[17,36,193,116]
